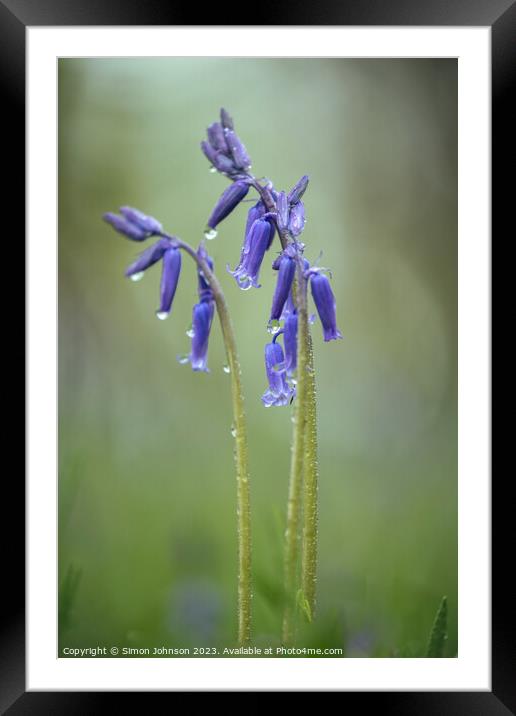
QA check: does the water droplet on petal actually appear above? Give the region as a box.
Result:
[186,324,195,338]
[209,166,217,173]
[204,227,218,241]
[177,354,190,365]
[223,364,231,374]
[130,271,144,282]
[267,318,281,335]
[156,311,169,320]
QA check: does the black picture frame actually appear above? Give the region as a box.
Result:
[4,0,510,708]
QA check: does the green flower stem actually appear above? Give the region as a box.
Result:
[201,259,252,646]
[301,330,318,621]
[282,273,309,644]
[167,235,252,645]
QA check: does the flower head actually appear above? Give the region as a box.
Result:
[261,341,295,407]
[201,108,252,177]
[125,237,173,279]
[283,311,298,376]
[188,299,215,372]
[269,252,296,323]
[308,270,342,342]
[156,247,182,319]
[228,217,274,290]
[207,180,250,230]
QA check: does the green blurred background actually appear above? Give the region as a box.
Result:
[58,58,457,657]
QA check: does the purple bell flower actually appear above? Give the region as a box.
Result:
[269,253,296,323]
[156,247,182,319]
[188,299,215,372]
[283,312,298,376]
[207,122,228,153]
[288,201,305,237]
[261,341,295,408]
[207,180,250,230]
[119,206,163,234]
[125,238,173,280]
[224,129,251,171]
[287,175,309,205]
[228,218,274,290]
[309,271,342,342]
[103,212,149,241]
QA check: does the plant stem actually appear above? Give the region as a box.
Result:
[301,330,318,620]
[201,259,252,646]
[164,233,252,645]
[282,271,309,644]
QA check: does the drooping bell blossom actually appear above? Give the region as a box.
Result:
[119,206,163,234]
[269,253,296,322]
[103,212,149,241]
[207,122,228,153]
[125,238,173,279]
[156,247,182,319]
[200,141,235,174]
[288,201,305,237]
[309,270,342,342]
[287,175,309,205]
[283,311,298,376]
[207,180,250,230]
[276,191,289,232]
[189,299,215,372]
[220,107,234,130]
[261,341,295,408]
[225,129,251,171]
[228,217,274,290]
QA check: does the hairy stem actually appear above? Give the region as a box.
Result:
[301,330,318,620]
[164,233,252,645]
[202,260,252,646]
[282,272,309,644]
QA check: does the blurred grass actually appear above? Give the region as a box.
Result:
[58,58,457,656]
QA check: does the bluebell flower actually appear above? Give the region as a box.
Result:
[207,122,229,153]
[287,175,309,205]
[269,252,296,323]
[125,238,173,280]
[103,207,162,241]
[157,247,182,319]
[201,141,235,174]
[103,212,149,241]
[225,129,251,171]
[283,312,298,377]
[276,191,289,232]
[261,341,295,407]
[228,217,274,290]
[207,180,250,231]
[188,299,215,372]
[288,201,305,237]
[308,270,342,342]
[119,206,163,234]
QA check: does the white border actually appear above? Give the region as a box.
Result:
[27,27,490,691]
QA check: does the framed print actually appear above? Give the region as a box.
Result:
[2,0,511,708]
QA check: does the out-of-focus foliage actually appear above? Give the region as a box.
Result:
[58,58,457,657]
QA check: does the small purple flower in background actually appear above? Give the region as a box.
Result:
[308,270,342,342]
[157,247,182,320]
[228,217,274,290]
[261,340,295,407]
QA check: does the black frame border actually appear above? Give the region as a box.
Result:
[4,0,511,709]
